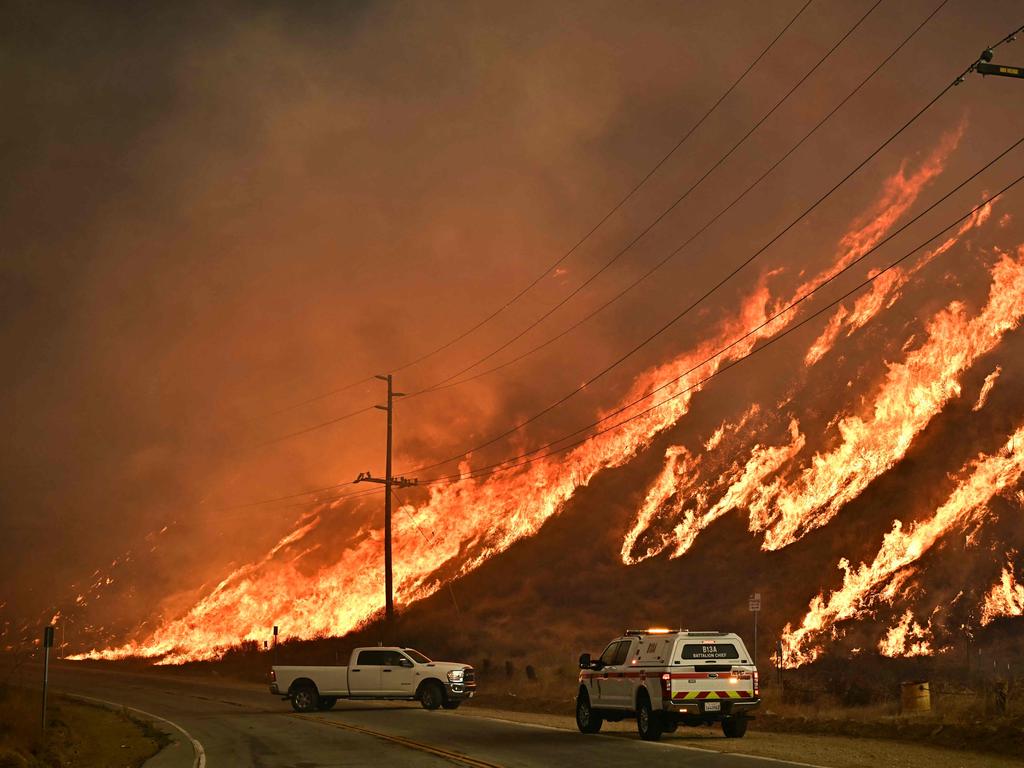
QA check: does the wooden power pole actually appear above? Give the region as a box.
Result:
[355,375,417,628]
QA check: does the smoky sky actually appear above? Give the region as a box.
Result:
[2,0,1023,639]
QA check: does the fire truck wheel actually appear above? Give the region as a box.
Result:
[662,719,678,733]
[316,697,337,711]
[575,690,603,733]
[722,715,748,738]
[635,693,664,741]
[419,681,444,710]
[290,684,319,713]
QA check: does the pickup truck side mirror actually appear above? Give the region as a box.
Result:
[399,658,414,668]
[578,653,591,670]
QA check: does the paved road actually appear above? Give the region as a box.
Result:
[49,663,816,768]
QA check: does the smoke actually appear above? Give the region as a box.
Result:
[4,0,1024,658]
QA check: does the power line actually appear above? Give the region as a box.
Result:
[297,144,1022,504]
[414,0,883,394]
[257,0,866,446]
[416,162,1024,487]
[409,0,950,397]
[251,0,933,450]
[224,17,1019,512]
[253,0,816,420]
[395,24,1019,479]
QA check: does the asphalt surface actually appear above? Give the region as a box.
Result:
[49,663,818,768]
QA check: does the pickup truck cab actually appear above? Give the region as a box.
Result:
[576,629,759,740]
[271,647,476,712]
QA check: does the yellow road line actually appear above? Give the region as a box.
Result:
[293,713,505,768]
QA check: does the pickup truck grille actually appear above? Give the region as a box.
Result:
[463,669,476,687]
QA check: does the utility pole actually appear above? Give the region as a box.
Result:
[354,375,418,629]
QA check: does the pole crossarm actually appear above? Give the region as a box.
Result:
[976,61,1024,78]
[354,471,418,487]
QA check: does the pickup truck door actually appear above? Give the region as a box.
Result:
[606,639,638,708]
[379,650,417,696]
[349,650,384,695]
[590,640,625,708]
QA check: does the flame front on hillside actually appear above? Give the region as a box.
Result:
[70,127,1024,666]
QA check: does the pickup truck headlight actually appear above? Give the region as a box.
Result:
[447,670,464,683]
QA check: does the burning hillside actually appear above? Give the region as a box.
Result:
[64,124,1024,667]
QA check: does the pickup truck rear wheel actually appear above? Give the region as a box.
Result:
[575,690,602,733]
[722,715,748,738]
[419,681,444,711]
[636,694,664,741]
[291,684,319,713]
[316,696,337,711]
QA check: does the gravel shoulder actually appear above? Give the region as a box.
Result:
[457,706,1024,768]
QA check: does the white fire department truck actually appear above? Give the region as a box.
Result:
[576,629,760,740]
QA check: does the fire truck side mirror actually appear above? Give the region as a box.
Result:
[578,653,592,670]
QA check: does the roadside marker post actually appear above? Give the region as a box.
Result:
[41,625,54,735]
[748,593,761,666]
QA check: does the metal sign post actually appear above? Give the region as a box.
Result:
[273,625,279,667]
[41,625,54,735]
[748,593,761,666]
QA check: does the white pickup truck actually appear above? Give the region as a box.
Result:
[270,647,476,712]
[576,629,760,740]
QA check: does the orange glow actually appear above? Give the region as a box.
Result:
[805,199,993,367]
[73,126,1014,666]
[980,560,1024,625]
[877,610,935,658]
[973,366,1002,412]
[782,423,1024,666]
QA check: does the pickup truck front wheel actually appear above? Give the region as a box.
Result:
[441,700,461,710]
[419,681,444,711]
[290,684,319,713]
[575,690,602,733]
[317,697,337,711]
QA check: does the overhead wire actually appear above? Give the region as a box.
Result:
[413,157,1024,486]
[411,0,952,395]
[258,0,869,446]
[394,22,1023,479]
[290,156,1024,504]
[224,17,1022,512]
[412,0,884,394]
[254,0,816,420]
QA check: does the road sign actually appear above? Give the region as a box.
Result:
[42,626,55,734]
[748,592,761,612]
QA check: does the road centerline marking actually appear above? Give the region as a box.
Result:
[293,713,505,768]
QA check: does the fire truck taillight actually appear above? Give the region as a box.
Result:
[753,670,759,696]
[660,673,672,700]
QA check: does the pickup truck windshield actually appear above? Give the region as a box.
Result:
[680,643,739,660]
[404,649,431,663]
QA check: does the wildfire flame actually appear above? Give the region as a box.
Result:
[71,126,1024,665]
[877,609,935,658]
[972,366,1002,412]
[980,559,1024,625]
[781,423,1024,666]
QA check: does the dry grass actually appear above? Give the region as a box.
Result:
[0,685,166,768]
